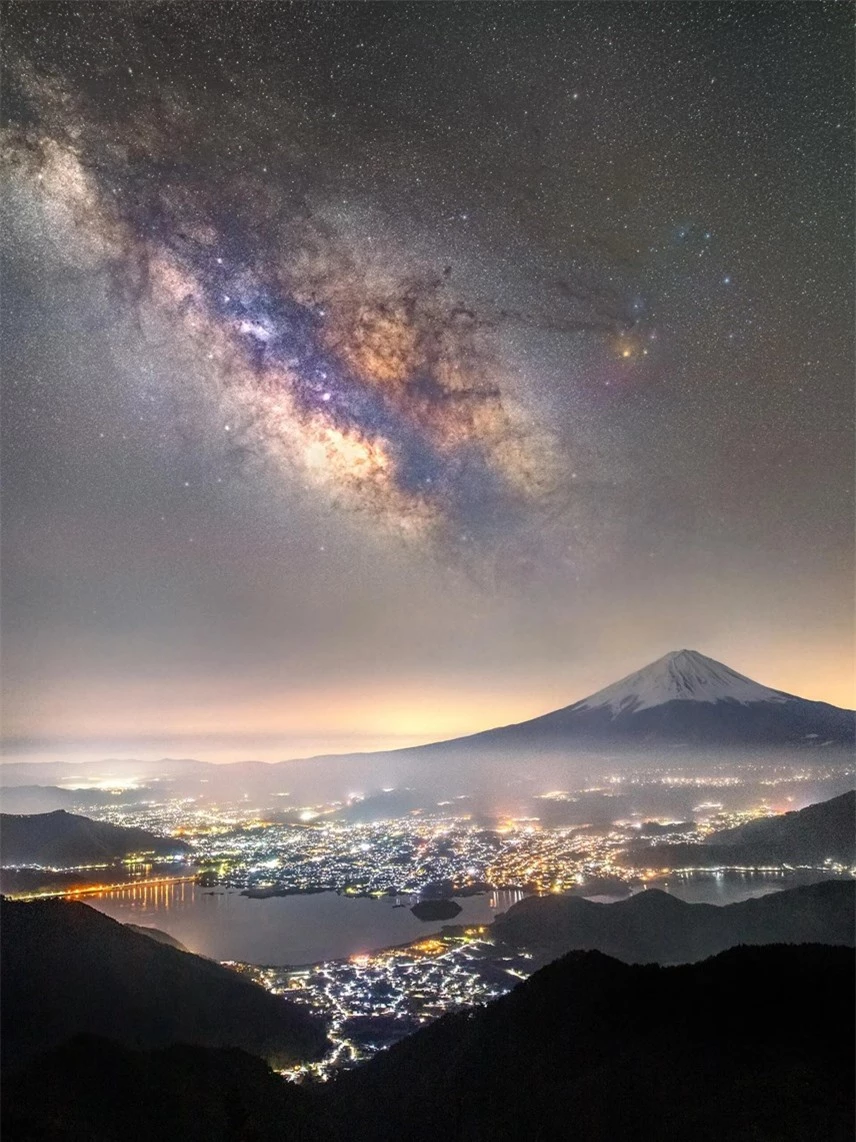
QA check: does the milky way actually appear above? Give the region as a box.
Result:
[3,55,642,551]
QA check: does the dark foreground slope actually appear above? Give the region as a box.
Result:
[492,878,855,963]
[2,1037,328,1142]
[623,790,856,869]
[0,809,191,865]
[0,897,327,1068]
[3,944,852,1142]
[125,922,189,950]
[329,943,855,1142]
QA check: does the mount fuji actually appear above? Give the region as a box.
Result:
[1,652,851,809]
[443,649,855,751]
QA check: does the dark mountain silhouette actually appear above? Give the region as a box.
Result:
[5,946,852,1142]
[491,878,855,963]
[0,809,191,866]
[125,923,189,951]
[0,897,328,1069]
[329,943,855,1142]
[709,788,855,850]
[2,1036,327,1142]
[0,785,128,815]
[623,790,856,869]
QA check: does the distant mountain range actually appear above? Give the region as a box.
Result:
[0,784,137,815]
[622,790,856,870]
[0,897,328,1069]
[1,652,851,811]
[0,809,191,867]
[491,878,855,964]
[0,790,115,817]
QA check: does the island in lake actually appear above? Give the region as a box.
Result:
[410,899,462,922]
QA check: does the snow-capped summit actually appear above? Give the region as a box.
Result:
[572,649,790,716]
[443,648,855,750]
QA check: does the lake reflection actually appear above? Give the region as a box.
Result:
[83,870,838,965]
[84,883,525,965]
[583,868,837,907]
[643,868,836,905]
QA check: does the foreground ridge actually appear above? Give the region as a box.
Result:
[331,942,855,1142]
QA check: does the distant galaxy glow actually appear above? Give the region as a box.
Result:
[2,73,586,547]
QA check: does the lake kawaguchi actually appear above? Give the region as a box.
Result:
[81,868,833,965]
[84,883,526,964]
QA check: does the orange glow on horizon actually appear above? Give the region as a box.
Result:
[2,642,852,764]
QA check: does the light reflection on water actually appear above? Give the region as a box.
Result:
[84,883,525,965]
[82,872,837,964]
[582,868,836,907]
[643,868,834,906]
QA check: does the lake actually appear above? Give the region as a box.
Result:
[82,869,839,964]
[84,883,526,964]
[641,868,836,906]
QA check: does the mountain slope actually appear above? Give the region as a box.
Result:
[709,789,855,851]
[125,923,189,951]
[623,790,856,869]
[6,946,852,1142]
[3,1037,327,1142]
[330,943,855,1142]
[449,649,855,749]
[0,652,850,805]
[491,878,855,963]
[0,786,125,815]
[573,648,792,712]
[0,897,328,1068]
[0,809,191,866]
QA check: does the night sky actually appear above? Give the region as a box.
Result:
[2,2,853,763]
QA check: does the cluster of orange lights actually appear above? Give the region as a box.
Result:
[14,874,196,902]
